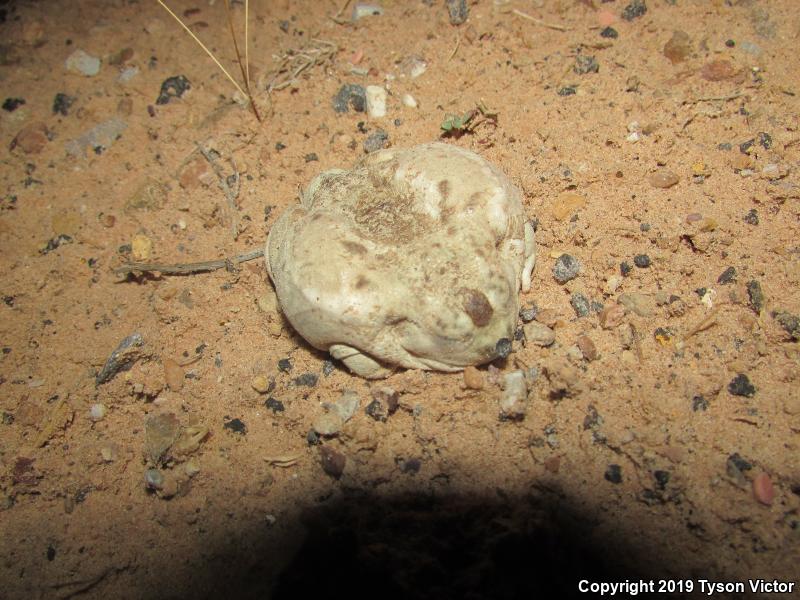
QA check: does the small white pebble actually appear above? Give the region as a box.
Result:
[626,131,641,143]
[89,403,107,422]
[365,85,387,118]
[701,288,716,309]
[401,93,418,108]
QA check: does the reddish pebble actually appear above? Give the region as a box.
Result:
[11,122,49,154]
[597,9,616,27]
[576,335,599,361]
[649,170,679,189]
[701,59,736,82]
[752,472,774,506]
[686,212,703,223]
[462,366,484,390]
[320,445,346,479]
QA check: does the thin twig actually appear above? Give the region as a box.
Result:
[156,0,247,99]
[114,249,264,276]
[330,0,352,24]
[265,39,337,93]
[198,145,241,240]
[682,91,742,105]
[448,33,461,62]
[512,8,569,31]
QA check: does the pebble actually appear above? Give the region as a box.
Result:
[495,337,512,359]
[599,304,626,329]
[523,321,556,346]
[553,254,580,284]
[163,358,184,391]
[774,311,800,341]
[178,156,214,190]
[663,30,691,64]
[462,366,484,389]
[717,266,736,284]
[600,27,618,39]
[131,234,153,261]
[446,0,468,25]
[752,472,774,506]
[570,293,590,318]
[605,464,623,483]
[573,55,599,75]
[333,83,366,113]
[319,445,346,478]
[251,375,270,393]
[499,370,528,421]
[52,93,75,116]
[782,394,800,415]
[144,468,165,490]
[351,3,383,21]
[145,412,181,465]
[620,261,632,277]
[88,403,107,422]
[365,386,400,421]
[648,170,679,189]
[551,192,586,221]
[746,279,764,313]
[621,0,647,21]
[117,65,139,83]
[519,305,538,322]
[2,97,25,112]
[365,85,387,118]
[633,254,651,268]
[65,49,101,76]
[399,55,428,78]
[728,373,755,397]
[700,59,736,81]
[604,275,622,295]
[278,358,293,372]
[363,129,389,153]
[618,292,653,317]
[156,75,191,105]
[223,417,247,435]
[65,117,128,157]
[401,93,418,108]
[185,459,200,477]
[692,395,708,411]
[11,122,49,154]
[576,335,598,361]
[293,373,318,387]
[96,332,144,385]
[265,397,285,413]
[313,412,345,436]
[334,390,361,422]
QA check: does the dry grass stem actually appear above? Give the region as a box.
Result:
[114,249,265,277]
[512,8,569,31]
[263,39,338,93]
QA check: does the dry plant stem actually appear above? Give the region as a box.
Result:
[512,8,569,31]
[199,145,241,240]
[156,0,261,122]
[222,0,261,122]
[114,249,265,277]
[330,0,352,24]
[266,39,337,92]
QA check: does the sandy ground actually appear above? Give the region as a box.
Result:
[1,0,799,598]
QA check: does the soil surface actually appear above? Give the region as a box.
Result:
[1,0,799,598]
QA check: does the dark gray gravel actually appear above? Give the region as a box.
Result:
[728,374,756,397]
[363,129,389,153]
[446,0,468,25]
[332,83,366,113]
[553,254,580,283]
